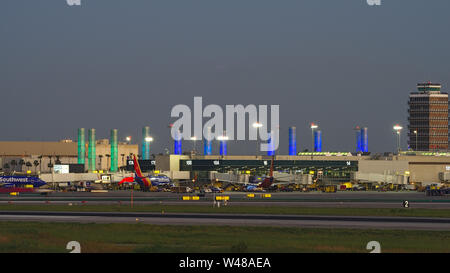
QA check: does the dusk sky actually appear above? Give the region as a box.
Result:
[2,0,450,155]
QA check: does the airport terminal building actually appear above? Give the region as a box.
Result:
[151,153,450,187]
[0,140,138,173]
[1,140,450,187]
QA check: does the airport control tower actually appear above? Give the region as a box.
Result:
[408,82,449,151]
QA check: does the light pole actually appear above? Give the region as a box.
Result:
[218,135,229,156]
[393,124,403,153]
[121,153,125,168]
[145,136,153,160]
[252,122,263,156]
[125,136,132,163]
[190,136,197,154]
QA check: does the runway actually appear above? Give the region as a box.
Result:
[1,210,450,230]
[2,200,450,209]
[1,191,449,208]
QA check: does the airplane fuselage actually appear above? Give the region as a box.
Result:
[0,176,46,188]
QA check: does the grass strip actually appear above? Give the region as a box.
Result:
[1,204,450,218]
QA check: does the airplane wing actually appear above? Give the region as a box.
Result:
[35,189,54,194]
[214,177,288,186]
[213,178,255,185]
[271,181,293,186]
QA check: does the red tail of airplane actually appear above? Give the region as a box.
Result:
[118,155,156,191]
[260,155,274,189]
[132,155,143,177]
[132,155,151,188]
[269,155,274,177]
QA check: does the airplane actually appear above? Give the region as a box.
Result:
[149,174,173,187]
[0,176,47,188]
[119,155,173,191]
[119,174,173,187]
[0,175,52,194]
[215,156,280,192]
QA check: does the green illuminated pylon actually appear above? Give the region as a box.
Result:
[77,128,85,164]
[88,129,96,172]
[110,129,118,172]
[142,126,150,160]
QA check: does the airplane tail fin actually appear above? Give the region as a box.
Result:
[260,156,275,189]
[133,155,144,178]
[269,155,274,178]
[132,155,151,188]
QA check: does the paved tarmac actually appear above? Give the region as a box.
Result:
[1,211,449,230]
[1,191,449,208]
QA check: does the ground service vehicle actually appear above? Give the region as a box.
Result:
[171,186,193,193]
